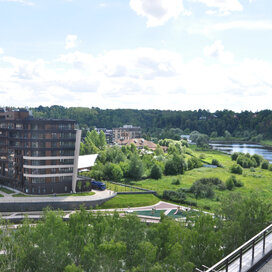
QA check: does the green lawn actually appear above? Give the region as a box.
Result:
[104,182,143,192]
[0,187,15,194]
[260,140,272,147]
[98,194,160,209]
[12,191,95,197]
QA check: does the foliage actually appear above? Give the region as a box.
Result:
[164,155,186,176]
[187,157,202,170]
[230,164,243,174]
[218,193,272,253]
[80,129,107,155]
[127,155,144,180]
[171,178,180,185]
[190,131,209,147]
[162,189,186,203]
[103,163,123,182]
[236,154,257,168]
[190,178,225,199]
[32,106,272,139]
[211,159,222,167]
[150,164,162,180]
[261,160,269,169]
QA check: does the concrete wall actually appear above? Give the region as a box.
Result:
[0,193,117,212]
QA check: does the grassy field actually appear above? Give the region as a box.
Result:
[134,149,272,211]
[98,194,160,209]
[104,182,143,192]
[261,140,272,147]
[0,187,15,194]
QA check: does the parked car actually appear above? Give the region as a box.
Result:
[91,180,106,191]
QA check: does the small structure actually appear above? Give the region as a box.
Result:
[78,154,98,172]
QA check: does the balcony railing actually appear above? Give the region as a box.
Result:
[196,223,272,272]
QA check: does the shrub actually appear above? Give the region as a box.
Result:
[231,152,240,161]
[199,154,206,160]
[190,178,224,199]
[171,178,180,185]
[211,159,221,167]
[150,164,162,180]
[261,160,269,170]
[269,165,272,171]
[187,157,202,170]
[226,175,243,190]
[250,167,256,172]
[230,164,243,175]
[252,154,264,167]
[236,155,257,168]
[226,178,234,190]
[162,189,186,203]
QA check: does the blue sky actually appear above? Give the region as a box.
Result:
[0,0,272,111]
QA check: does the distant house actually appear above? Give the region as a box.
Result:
[113,125,141,143]
[117,138,158,151]
[95,127,113,144]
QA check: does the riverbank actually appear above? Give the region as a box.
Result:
[210,138,272,148]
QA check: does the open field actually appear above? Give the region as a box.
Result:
[98,194,160,209]
[134,149,272,211]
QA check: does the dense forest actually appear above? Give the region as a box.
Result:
[31,106,272,139]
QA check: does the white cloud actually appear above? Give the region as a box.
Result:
[190,0,243,15]
[130,0,186,27]
[1,48,272,111]
[204,40,234,64]
[213,21,272,31]
[0,48,4,54]
[65,35,78,50]
[0,0,34,6]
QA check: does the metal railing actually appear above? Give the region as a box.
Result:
[196,223,272,272]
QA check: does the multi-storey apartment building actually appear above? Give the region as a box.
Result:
[112,125,141,143]
[0,108,81,194]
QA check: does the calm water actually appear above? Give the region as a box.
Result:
[210,143,272,163]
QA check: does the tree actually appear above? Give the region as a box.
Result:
[150,164,162,179]
[219,193,272,253]
[164,155,186,176]
[127,155,144,180]
[98,130,107,150]
[103,163,123,182]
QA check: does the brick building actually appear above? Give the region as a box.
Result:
[0,108,81,194]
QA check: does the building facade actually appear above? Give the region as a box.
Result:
[112,125,141,143]
[0,109,81,194]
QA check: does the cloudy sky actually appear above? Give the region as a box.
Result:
[0,0,271,111]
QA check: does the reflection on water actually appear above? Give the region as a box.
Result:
[210,143,272,163]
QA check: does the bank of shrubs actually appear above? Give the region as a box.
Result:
[190,178,225,199]
[164,176,244,202]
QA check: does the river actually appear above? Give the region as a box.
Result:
[209,142,272,163]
